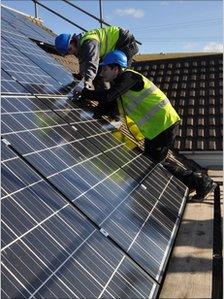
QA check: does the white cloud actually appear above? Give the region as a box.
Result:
[203,42,223,52]
[115,8,144,19]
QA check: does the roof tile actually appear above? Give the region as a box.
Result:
[209,107,216,115]
[185,139,193,150]
[189,99,195,105]
[189,90,196,97]
[199,90,205,96]
[187,118,194,126]
[200,74,206,79]
[198,117,205,126]
[198,107,205,115]
[209,117,216,125]
[197,140,204,150]
[200,82,206,88]
[188,108,194,115]
[209,98,216,105]
[198,99,204,105]
[209,141,216,150]
[198,128,205,137]
[187,128,194,137]
[209,128,216,137]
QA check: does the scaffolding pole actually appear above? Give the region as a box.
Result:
[99,0,103,28]
[34,0,39,18]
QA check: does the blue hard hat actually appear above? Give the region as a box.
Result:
[100,50,127,67]
[55,33,71,55]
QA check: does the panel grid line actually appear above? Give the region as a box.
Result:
[2,143,160,286]
[2,263,32,297]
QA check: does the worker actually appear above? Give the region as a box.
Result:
[55,25,138,89]
[55,26,139,119]
[79,50,215,201]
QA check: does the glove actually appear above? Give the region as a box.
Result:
[74,81,84,93]
[72,73,83,80]
[84,80,94,90]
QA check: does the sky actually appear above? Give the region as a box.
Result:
[1,0,223,54]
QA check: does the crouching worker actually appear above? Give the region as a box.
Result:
[80,50,215,201]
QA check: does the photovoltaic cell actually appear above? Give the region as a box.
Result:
[1,18,20,34]
[1,6,55,45]
[1,69,31,95]
[1,141,158,298]
[1,36,64,95]
[1,96,188,281]
[3,30,74,88]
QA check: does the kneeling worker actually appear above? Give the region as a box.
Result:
[79,50,215,201]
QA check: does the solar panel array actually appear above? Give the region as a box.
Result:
[1,5,56,45]
[1,6,188,298]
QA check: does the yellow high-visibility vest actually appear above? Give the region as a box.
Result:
[120,69,180,140]
[80,26,120,58]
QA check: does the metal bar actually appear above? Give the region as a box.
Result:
[62,0,141,45]
[99,0,103,28]
[212,184,223,299]
[32,0,141,45]
[32,0,87,32]
[62,0,110,27]
[33,0,38,18]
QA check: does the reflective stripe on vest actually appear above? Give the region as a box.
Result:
[121,69,180,139]
[124,83,158,115]
[138,97,170,126]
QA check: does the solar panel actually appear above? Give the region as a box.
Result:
[1,35,65,95]
[1,12,189,295]
[1,6,55,45]
[1,141,159,298]
[101,164,187,281]
[1,95,188,282]
[3,30,74,88]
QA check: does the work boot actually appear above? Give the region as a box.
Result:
[92,106,104,119]
[192,174,216,201]
[107,114,121,122]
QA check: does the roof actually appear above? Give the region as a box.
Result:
[132,53,223,152]
[53,51,223,153]
[7,4,220,154]
[1,5,189,299]
[134,52,221,61]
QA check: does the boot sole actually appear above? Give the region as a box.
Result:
[190,182,217,202]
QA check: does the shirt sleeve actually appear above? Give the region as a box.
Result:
[81,71,144,103]
[79,39,100,84]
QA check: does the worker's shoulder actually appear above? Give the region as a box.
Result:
[123,69,142,78]
[81,38,99,47]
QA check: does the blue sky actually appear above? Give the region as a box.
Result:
[2,0,223,54]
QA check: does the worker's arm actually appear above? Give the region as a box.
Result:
[79,40,100,86]
[81,71,144,102]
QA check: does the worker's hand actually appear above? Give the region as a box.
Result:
[72,91,82,101]
[80,87,89,100]
[73,84,84,94]
[84,80,94,90]
[72,73,83,80]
